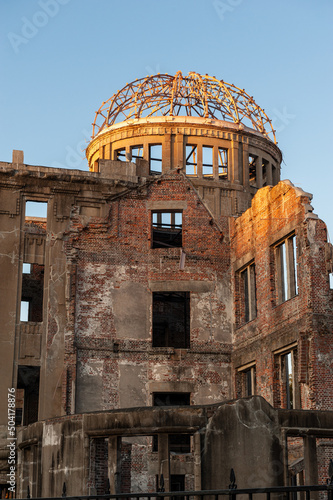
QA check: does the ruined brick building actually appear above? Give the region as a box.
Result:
[0,72,332,498]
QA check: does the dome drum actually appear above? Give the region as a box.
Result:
[87,116,281,193]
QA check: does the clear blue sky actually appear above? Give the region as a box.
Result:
[0,0,332,238]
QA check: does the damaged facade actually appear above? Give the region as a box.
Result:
[0,72,332,497]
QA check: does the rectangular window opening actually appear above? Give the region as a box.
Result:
[185,145,197,176]
[273,345,299,409]
[21,263,44,322]
[25,201,47,220]
[275,348,298,409]
[131,145,143,163]
[170,474,185,492]
[17,366,40,425]
[249,155,257,186]
[239,262,257,324]
[237,364,256,398]
[153,393,191,454]
[152,292,190,348]
[275,234,298,304]
[115,148,126,161]
[218,148,228,179]
[330,273,333,289]
[149,144,162,174]
[202,146,213,178]
[153,392,191,406]
[152,211,182,248]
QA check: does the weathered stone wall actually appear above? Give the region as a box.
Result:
[17,398,333,496]
[202,397,284,489]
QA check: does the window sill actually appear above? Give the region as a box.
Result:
[149,347,190,356]
[236,317,257,330]
[274,293,299,308]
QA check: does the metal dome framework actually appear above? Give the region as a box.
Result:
[92,71,277,144]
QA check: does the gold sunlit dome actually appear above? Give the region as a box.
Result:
[92,71,276,144]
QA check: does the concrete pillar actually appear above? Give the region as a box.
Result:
[243,142,249,187]
[105,143,111,160]
[175,134,184,170]
[231,139,239,183]
[213,145,219,180]
[12,150,24,164]
[125,145,132,161]
[143,141,149,163]
[238,141,243,184]
[108,436,122,494]
[197,144,203,178]
[158,434,170,492]
[256,155,263,188]
[193,432,202,491]
[304,436,318,486]
[267,161,273,185]
[83,436,90,495]
[282,430,289,486]
[0,203,21,424]
[272,163,279,184]
[163,134,172,171]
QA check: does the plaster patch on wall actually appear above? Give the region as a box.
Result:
[43,423,61,447]
[76,263,113,338]
[119,363,146,408]
[112,281,150,339]
[79,359,104,377]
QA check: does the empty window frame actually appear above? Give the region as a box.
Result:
[239,262,257,324]
[218,147,228,179]
[131,145,143,163]
[152,292,190,348]
[185,145,197,175]
[275,234,298,304]
[115,148,126,161]
[274,346,299,409]
[153,392,191,406]
[237,364,256,398]
[152,211,182,248]
[155,474,187,493]
[17,366,40,425]
[21,263,44,322]
[25,200,47,220]
[249,154,257,186]
[202,146,213,178]
[170,475,186,492]
[153,393,191,453]
[149,144,162,174]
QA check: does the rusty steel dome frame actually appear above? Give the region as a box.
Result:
[92,71,276,144]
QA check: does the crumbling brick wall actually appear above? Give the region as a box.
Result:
[231,181,333,411]
[63,172,233,414]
